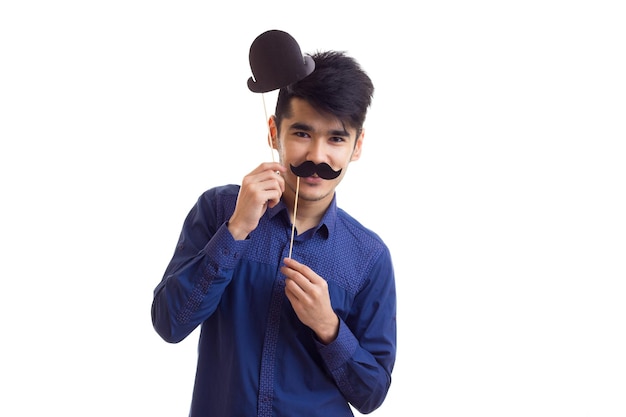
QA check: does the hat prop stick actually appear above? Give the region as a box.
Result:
[247,29,315,258]
[247,30,315,161]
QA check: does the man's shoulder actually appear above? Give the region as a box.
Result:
[195,184,240,222]
[197,184,240,205]
[335,207,387,249]
[200,184,240,198]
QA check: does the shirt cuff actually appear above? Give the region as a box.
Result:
[201,222,249,269]
[317,319,358,371]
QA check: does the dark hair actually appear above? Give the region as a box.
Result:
[274,51,374,138]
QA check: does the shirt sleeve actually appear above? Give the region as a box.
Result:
[316,247,397,414]
[151,188,248,343]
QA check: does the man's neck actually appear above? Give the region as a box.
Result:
[283,192,331,234]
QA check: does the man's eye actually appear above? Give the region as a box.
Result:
[295,131,309,138]
[330,137,345,143]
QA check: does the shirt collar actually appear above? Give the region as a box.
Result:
[268,194,336,239]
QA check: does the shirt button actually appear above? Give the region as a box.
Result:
[222,248,229,255]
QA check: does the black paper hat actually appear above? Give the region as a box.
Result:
[247,30,315,93]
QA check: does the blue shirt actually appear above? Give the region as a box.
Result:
[152,185,396,417]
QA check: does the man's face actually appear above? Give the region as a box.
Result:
[273,97,363,204]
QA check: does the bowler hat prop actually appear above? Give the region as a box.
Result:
[247,30,315,93]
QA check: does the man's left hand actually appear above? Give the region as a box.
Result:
[281,257,339,344]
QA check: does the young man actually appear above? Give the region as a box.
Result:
[152,50,397,416]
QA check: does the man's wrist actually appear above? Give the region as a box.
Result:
[227,221,249,241]
[315,315,340,345]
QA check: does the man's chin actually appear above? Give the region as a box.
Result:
[295,186,333,203]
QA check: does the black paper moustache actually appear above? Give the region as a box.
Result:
[290,161,342,180]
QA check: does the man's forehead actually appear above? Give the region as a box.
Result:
[283,98,356,136]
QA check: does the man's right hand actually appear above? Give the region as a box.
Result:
[227,162,286,240]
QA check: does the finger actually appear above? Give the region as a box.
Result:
[266,190,283,208]
[284,278,306,301]
[257,162,287,176]
[259,178,284,208]
[286,279,319,312]
[282,258,319,283]
[281,268,316,298]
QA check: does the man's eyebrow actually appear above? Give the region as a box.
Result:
[289,122,313,132]
[289,122,350,137]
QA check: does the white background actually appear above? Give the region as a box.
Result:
[1,1,625,416]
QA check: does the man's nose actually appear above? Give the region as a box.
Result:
[306,139,326,163]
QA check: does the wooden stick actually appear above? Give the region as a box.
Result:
[288,176,300,259]
[261,93,275,162]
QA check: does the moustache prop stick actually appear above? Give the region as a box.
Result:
[287,162,342,258]
[247,29,316,258]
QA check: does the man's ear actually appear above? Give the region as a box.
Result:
[351,129,365,162]
[268,116,278,149]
